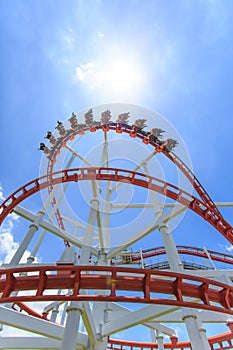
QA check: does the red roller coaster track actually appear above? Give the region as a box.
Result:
[130,245,233,266]
[46,122,222,217]
[1,167,232,243]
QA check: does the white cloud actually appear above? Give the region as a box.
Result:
[97,31,104,38]
[218,243,233,253]
[225,245,233,253]
[0,185,4,201]
[75,62,95,82]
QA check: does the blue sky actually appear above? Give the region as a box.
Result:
[1,0,233,241]
[1,0,233,194]
[0,0,233,342]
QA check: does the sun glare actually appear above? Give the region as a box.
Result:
[75,52,145,99]
[101,60,144,94]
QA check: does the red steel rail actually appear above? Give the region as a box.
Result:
[1,167,233,243]
[107,331,233,349]
[129,245,233,265]
[45,122,223,252]
[0,265,233,314]
[46,123,221,217]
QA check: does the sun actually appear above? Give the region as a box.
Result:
[103,60,143,91]
[94,54,145,99]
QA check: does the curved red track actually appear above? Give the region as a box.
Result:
[107,331,233,349]
[1,167,232,243]
[0,265,233,315]
[46,122,222,217]
[130,245,233,265]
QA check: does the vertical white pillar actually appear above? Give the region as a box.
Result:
[61,198,99,350]
[141,162,162,218]
[151,329,165,350]
[92,252,108,350]
[156,335,165,350]
[159,223,210,350]
[60,305,82,350]
[159,225,183,272]
[102,183,111,249]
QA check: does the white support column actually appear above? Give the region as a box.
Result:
[159,223,210,350]
[141,162,162,218]
[102,183,111,250]
[10,210,45,266]
[60,305,83,350]
[92,252,108,350]
[203,246,216,270]
[61,198,99,350]
[79,198,99,264]
[182,313,209,350]
[150,329,165,350]
[156,335,165,350]
[159,225,183,272]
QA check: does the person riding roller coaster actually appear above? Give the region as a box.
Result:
[68,113,79,130]
[55,121,66,136]
[45,131,57,145]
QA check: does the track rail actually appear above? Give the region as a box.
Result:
[1,167,233,243]
[46,122,222,217]
[107,331,233,349]
[0,265,233,314]
[129,245,233,265]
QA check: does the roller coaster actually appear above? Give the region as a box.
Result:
[0,104,233,349]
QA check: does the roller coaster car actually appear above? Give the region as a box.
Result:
[163,138,179,152]
[68,113,79,130]
[84,109,94,126]
[151,128,165,138]
[38,142,51,157]
[134,119,147,129]
[117,112,130,124]
[55,121,66,136]
[45,131,57,145]
[101,109,112,125]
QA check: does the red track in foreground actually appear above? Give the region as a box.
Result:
[1,167,233,243]
[0,265,233,315]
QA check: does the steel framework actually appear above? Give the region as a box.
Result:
[0,105,233,350]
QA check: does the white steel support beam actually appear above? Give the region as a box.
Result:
[98,132,111,249]
[0,337,62,349]
[0,306,87,347]
[81,303,98,345]
[102,183,111,249]
[203,246,216,270]
[159,225,183,272]
[156,334,165,350]
[148,310,231,323]
[159,223,210,350]
[151,329,166,350]
[13,205,98,256]
[101,304,178,337]
[92,253,109,349]
[10,210,45,266]
[61,198,99,350]
[141,162,162,217]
